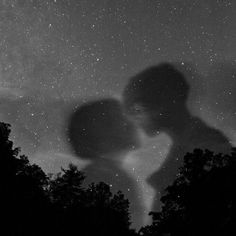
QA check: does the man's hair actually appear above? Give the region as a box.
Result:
[123,63,190,113]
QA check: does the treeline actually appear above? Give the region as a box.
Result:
[0,122,137,236]
[1,121,236,236]
[140,148,236,236]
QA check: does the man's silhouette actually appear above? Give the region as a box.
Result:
[123,63,232,212]
[67,98,144,229]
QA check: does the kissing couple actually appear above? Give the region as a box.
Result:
[68,62,231,228]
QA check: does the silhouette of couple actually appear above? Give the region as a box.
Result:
[68,63,232,228]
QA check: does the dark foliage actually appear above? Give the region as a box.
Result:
[0,122,138,236]
[2,120,236,236]
[139,148,236,236]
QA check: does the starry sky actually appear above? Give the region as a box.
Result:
[1,0,236,230]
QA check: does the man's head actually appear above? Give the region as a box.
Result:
[123,63,190,135]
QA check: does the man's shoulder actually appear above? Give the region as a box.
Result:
[187,118,232,153]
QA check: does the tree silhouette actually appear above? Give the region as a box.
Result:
[0,122,50,235]
[49,165,134,235]
[4,120,236,236]
[139,148,236,236]
[83,182,131,235]
[0,122,138,236]
[49,163,85,207]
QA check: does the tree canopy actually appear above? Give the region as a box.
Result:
[0,122,137,236]
[2,121,236,236]
[139,148,236,236]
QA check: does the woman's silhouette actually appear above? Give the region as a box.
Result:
[123,63,232,212]
[67,98,144,229]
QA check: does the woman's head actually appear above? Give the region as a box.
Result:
[67,98,140,160]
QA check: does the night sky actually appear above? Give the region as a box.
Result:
[1,0,236,229]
